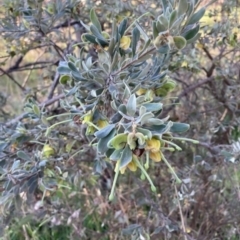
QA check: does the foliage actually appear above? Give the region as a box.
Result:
[1,0,240,239]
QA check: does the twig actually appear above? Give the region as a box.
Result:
[47,72,60,100]
[112,47,156,76]
[174,185,188,240]
[4,93,65,127]
[22,51,46,88]
[0,67,26,91]
[162,77,214,116]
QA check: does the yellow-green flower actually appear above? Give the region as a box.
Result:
[97,119,108,129]
[136,88,147,96]
[115,154,138,174]
[120,36,131,50]
[145,138,161,162]
[82,111,93,124]
[42,144,55,157]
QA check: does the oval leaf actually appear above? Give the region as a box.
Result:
[94,124,115,139]
[178,0,188,17]
[90,8,102,32]
[173,36,187,50]
[170,122,190,133]
[183,24,200,41]
[126,94,137,117]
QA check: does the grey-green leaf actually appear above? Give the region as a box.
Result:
[110,149,123,161]
[170,122,190,133]
[120,145,132,169]
[119,18,128,37]
[90,8,102,32]
[97,129,116,154]
[158,15,169,28]
[94,124,115,139]
[169,10,177,28]
[187,7,205,25]
[177,0,188,17]
[132,27,140,56]
[126,94,137,116]
[140,112,154,125]
[57,66,71,74]
[17,151,31,161]
[142,103,163,112]
[152,21,158,39]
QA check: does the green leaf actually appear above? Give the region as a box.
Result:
[57,66,70,74]
[177,0,188,17]
[136,127,152,139]
[95,38,109,47]
[11,160,20,171]
[158,44,169,53]
[145,118,164,126]
[122,82,131,101]
[139,106,146,116]
[158,15,169,28]
[146,123,172,134]
[109,149,123,161]
[28,175,38,194]
[17,151,31,161]
[94,124,115,139]
[0,142,8,152]
[186,32,201,44]
[156,21,168,33]
[152,21,158,39]
[60,75,71,85]
[187,7,205,25]
[90,8,102,32]
[169,10,177,28]
[119,18,128,37]
[110,51,119,70]
[142,103,163,112]
[135,22,149,42]
[173,36,187,50]
[97,129,116,154]
[90,25,108,44]
[160,0,168,14]
[110,112,122,123]
[120,145,132,169]
[126,94,137,117]
[82,33,98,44]
[33,105,40,117]
[182,24,200,40]
[131,27,140,56]
[170,122,190,133]
[68,61,78,73]
[107,133,128,150]
[140,112,154,125]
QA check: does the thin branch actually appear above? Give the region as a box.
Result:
[4,93,65,127]
[0,67,26,92]
[162,77,214,116]
[174,185,188,240]
[47,72,60,100]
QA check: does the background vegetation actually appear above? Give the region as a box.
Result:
[0,0,240,239]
